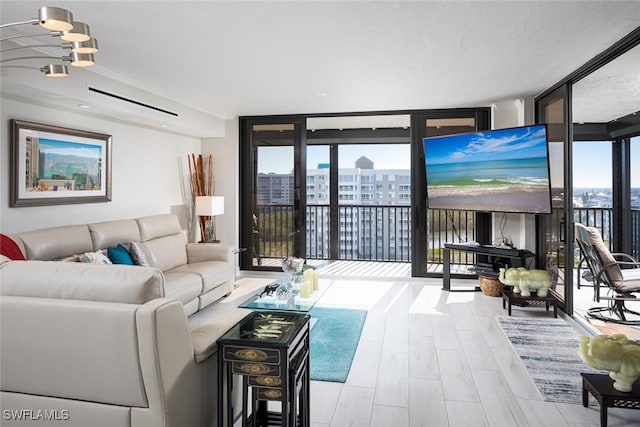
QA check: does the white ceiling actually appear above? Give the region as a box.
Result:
[572,44,640,123]
[1,1,639,137]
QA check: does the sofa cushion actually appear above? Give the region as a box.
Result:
[89,219,141,250]
[17,225,93,260]
[108,244,134,265]
[169,260,231,293]
[136,214,182,241]
[163,272,202,304]
[142,234,188,271]
[0,261,165,304]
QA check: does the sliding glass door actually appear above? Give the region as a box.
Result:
[239,119,306,271]
[535,85,571,314]
[411,109,490,277]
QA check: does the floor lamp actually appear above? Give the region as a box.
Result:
[195,196,224,243]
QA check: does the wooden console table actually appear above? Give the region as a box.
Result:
[442,243,535,292]
[218,311,310,427]
[502,288,559,317]
[581,373,640,427]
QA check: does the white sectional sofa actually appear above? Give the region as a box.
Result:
[8,213,234,316]
[0,213,251,426]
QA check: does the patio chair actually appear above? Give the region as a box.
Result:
[574,223,640,325]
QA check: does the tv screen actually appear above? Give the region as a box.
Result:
[423,124,552,214]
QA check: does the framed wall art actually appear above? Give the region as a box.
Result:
[9,119,112,207]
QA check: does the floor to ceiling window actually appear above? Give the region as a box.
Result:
[239,109,490,275]
[536,27,639,321]
[572,140,613,244]
[631,135,640,260]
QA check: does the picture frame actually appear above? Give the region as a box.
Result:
[9,119,112,207]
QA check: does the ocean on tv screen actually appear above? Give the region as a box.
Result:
[423,125,552,214]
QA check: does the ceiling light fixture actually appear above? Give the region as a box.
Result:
[41,64,68,77]
[0,7,97,77]
[1,37,99,55]
[1,53,94,68]
[59,22,90,42]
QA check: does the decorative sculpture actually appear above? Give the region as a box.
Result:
[578,334,640,392]
[498,267,552,297]
[278,256,305,300]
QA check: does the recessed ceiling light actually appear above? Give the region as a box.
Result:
[77,104,90,108]
[317,92,328,97]
[160,124,169,128]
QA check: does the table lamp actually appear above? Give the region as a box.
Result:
[195,196,224,243]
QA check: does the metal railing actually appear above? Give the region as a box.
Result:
[574,207,613,250]
[253,204,640,267]
[254,204,474,264]
[632,209,640,260]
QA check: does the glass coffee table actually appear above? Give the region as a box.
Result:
[239,277,331,312]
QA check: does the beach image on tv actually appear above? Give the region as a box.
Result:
[423,125,552,213]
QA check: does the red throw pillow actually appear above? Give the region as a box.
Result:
[0,234,26,260]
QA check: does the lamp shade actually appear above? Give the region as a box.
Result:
[38,6,74,31]
[70,38,98,54]
[69,52,94,67]
[195,196,224,216]
[60,21,91,42]
[41,64,69,77]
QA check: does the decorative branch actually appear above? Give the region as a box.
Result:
[188,153,214,242]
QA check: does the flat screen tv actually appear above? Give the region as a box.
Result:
[423,124,552,214]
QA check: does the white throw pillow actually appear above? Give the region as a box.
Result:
[81,250,112,265]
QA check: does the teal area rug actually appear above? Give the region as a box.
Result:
[497,316,602,404]
[308,306,367,383]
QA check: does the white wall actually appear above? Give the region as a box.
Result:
[1,97,201,235]
[201,117,239,250]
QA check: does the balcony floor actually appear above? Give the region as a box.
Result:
[253,258,472,279]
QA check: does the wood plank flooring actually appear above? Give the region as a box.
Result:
[317,278,640,426]
[231,275,640,426]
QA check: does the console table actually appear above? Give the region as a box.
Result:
[581,373,640,427]
[218,311,310,427]
[442,243,535,292]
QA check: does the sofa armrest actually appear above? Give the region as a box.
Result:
[186,242,233,264]
[190,308,252,363]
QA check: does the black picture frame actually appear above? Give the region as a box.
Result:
[9,119,112,207]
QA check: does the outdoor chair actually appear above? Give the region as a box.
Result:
[574,223,640,325]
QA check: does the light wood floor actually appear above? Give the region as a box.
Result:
[234,275,640,427]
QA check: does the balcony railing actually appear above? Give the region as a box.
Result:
[255,204,472,264]
[574,207,613,249]
[253,204,640,267]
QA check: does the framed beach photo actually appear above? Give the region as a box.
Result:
[9,119,112,207]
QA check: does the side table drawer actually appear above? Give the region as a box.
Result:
[223,345,280,364]
[256,387,284,401]
[248,375,283,388]
[232,361,281,377]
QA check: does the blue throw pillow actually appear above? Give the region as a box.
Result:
[107,244,134,265]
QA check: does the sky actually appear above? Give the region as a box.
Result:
[257,135,639,188]
[39,138,102,159]
[258,144,411,174]
[573,136,640,188]
[423,125,547,165]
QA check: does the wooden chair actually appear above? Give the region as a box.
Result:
[575,223,640,325]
